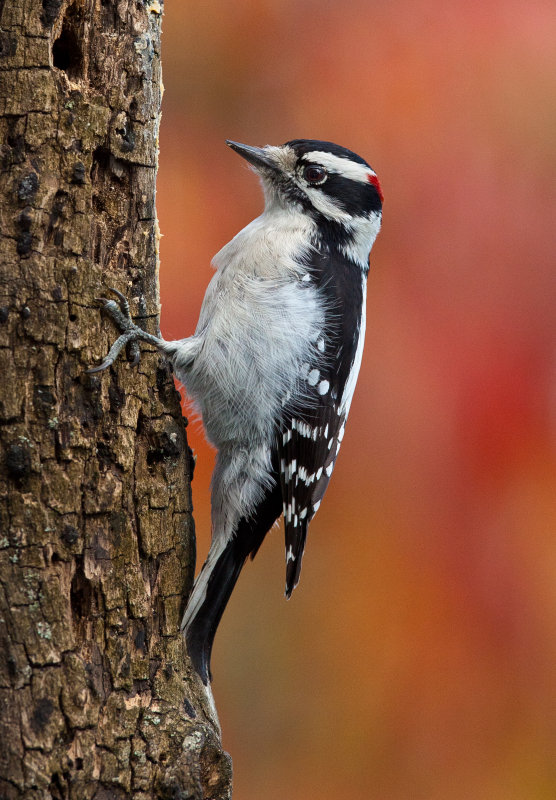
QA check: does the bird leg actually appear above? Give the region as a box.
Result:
[87,287,164,374]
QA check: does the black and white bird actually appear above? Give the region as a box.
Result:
[90,139,383,685]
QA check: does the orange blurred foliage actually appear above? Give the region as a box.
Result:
[156,2,556,798]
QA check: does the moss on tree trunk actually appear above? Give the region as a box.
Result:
[0,1,231,797]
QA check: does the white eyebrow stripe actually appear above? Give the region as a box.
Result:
[303,151,374,184]
[303,186,352,222]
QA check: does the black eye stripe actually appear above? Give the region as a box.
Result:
[319,173,383,215]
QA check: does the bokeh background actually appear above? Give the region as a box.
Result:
[157,2,556,798]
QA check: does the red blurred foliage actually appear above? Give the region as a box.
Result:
[157,2,556,797]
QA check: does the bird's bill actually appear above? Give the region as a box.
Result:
[226,140,278,172]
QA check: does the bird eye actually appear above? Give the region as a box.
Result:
[303,165,327,184]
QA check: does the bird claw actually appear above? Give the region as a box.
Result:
[87,288,143,374]
[94,288,135,331]
[86,355,115,374]
[105,286,130,311]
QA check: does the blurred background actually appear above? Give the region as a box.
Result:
[157,2,556,798]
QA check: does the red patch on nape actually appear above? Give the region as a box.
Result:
[367,173,384,204]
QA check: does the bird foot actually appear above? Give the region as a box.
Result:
[87,288,143,374]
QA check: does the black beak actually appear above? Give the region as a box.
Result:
[226,140,278,172]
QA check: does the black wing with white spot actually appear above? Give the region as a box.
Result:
[279,395,348,596]
[278,256,366,597]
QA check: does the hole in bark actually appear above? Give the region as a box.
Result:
[48,771,65,800]
[70,558,92,620]
[52,5,82,79]
[75,758,83,771]
[134,627,147,652]
[91,145,110,181]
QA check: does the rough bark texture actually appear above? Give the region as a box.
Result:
[0,1,232,798]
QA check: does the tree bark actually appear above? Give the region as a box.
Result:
[0,2,232,798]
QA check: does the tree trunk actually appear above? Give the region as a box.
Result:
[0,2,232,798]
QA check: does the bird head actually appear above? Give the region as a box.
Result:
[227,138,382,264]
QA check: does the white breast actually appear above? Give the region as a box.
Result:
[178,207,323,449]
[211,202,316,280]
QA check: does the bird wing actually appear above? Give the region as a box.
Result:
[277,261,367,596]
[278,385,348,596]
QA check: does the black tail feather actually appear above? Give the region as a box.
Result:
[184,543,246,684]
[184,485,282,684]
[285,521,308,598]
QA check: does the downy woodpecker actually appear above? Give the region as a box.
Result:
[90,139,383,684]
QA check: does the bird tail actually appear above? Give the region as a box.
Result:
[181,536,247,685]
[285,520,308,599]
[182,486,282,684]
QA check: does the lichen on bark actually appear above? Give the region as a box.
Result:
[0,2,232,798]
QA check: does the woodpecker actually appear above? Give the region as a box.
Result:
[90,139,383,685]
